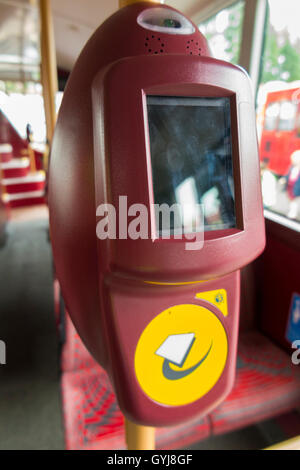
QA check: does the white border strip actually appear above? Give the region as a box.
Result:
[3,172,45,185]
[4,190,45,202]
[264,209,300,233]
[0,158,30,170]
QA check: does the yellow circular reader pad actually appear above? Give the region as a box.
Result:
[135,304,228,407]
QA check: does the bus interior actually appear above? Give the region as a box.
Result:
[0,0,300,451]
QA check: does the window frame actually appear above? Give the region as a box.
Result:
[191,0,300,233]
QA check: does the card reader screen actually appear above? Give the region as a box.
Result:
[147,96,236,235]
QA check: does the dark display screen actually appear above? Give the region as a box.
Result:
[147,96,236,235]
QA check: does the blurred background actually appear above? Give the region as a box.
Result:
[0,0,299,451]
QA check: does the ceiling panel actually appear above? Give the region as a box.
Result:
[51,0,212,71]
[0,0,229,77]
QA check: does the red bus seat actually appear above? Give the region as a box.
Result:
[61,314,210,450]
[210,331,300,435]
[60,310,300,449]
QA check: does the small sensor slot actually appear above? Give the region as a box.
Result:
[137,7,195,35]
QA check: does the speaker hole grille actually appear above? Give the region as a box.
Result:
[145,35,166,54]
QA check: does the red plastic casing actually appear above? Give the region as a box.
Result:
[49,2,265,426]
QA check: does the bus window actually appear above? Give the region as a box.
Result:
[278,101,297,131]
[264,102,280,130]
[257,0,300,224]
[198,1,245,65]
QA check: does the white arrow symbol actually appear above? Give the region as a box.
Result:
[155,333,195,367]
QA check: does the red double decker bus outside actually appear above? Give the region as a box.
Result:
[260,85,300,176]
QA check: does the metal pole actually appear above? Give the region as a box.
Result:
[39,0,58,146]
[125,419,155,451]
[120,0,163,8]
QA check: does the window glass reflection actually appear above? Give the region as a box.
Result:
[147,96,236,235]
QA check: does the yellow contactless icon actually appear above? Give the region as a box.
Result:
[196,289,228,317]
[135,304,228,407]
